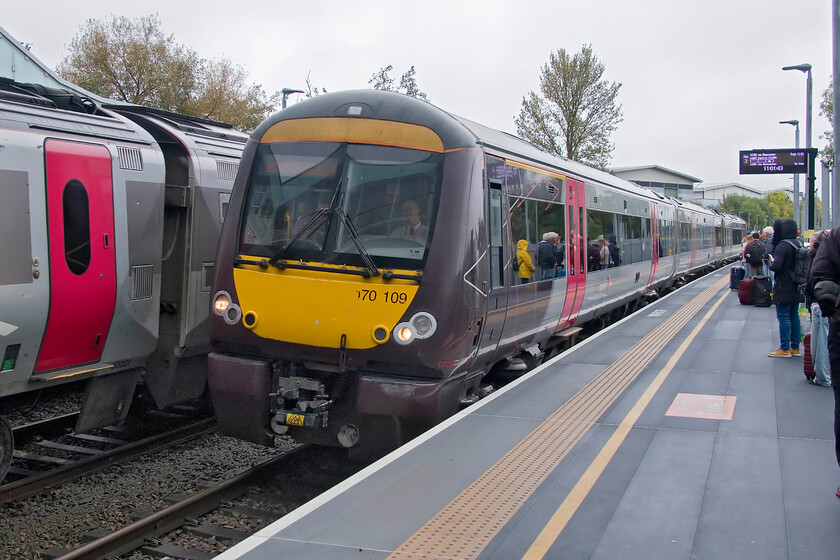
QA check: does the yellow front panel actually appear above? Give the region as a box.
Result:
[261,118,444,153]
[233,264,419,349]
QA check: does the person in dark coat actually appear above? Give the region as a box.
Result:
[763,225,776,276]
[768,219,804,357]
[607,234,620,267]
[807,226,840,498]
[537,232,559,280]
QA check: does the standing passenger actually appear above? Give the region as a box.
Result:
[806,230,831,386]
[538,232,559,280]
[516,239,535,284]
[608,235,621,267]
[743,232,765,279]
[806,226,840,498]
[763,225,776,277]
[768,219,803,358]
[598,235,608,270]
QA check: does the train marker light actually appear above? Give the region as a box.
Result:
[411,312,437,339]
[224,304,242,325]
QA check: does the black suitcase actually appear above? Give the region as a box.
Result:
[730,266,746,290]
[752,275,772,307]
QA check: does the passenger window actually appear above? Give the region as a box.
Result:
[62,179,91,275]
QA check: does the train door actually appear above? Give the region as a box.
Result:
[689,213,697,270]
[556,179,586,331]
[36,140,116,372]
[646,201,660,288]
[475,180,508,362]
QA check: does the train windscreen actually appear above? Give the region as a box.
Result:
[238,142,443,270]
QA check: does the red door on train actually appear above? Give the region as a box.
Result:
[36,140,116,372]
[556,179,586,331]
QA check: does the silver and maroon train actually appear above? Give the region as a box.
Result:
[206,89,746,456]
[0,27,247,481]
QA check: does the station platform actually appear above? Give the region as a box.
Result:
[217,267,840,560]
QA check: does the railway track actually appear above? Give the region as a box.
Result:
[1,405,216,504]
[49,445,360,560]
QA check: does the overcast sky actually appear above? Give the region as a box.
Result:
[4,1,836,191]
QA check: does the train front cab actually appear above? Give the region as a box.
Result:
[207,96,491,452]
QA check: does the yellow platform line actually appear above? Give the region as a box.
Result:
[522,282,731,559]
[386,276,729,560]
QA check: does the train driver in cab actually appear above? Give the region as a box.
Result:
[391,198,429,244]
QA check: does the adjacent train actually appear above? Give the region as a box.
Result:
[206,89,746,456]
[0,27,247,481]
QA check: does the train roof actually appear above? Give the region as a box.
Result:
[111,105,248,159]
[0,24,245,149]
[258,89,661,203]
[450,115,659,203]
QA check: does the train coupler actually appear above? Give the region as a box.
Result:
[272,409,328,430]
[269,376,332,434]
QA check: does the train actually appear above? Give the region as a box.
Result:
[206,89,746,457]
[0,26,247,481]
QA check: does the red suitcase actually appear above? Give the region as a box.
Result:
[738,277,754,305]
[803,332,816,380]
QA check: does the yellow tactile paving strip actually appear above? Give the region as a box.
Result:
[388,276,729,560]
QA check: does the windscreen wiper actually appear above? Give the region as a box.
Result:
[268,208,329,265]
[335,208,380,278]
[268,180,343,266]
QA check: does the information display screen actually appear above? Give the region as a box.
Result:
[739,149,810,174]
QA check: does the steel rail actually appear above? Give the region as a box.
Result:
[0,417,217,504]
[53,445,310,560]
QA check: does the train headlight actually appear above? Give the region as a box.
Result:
[213,291,242,325]
[393,312,437,345]
[394,324,415,345]
[410,312,437,339]
[213,291,231,314]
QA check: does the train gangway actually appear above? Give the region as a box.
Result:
[216,267,840,560]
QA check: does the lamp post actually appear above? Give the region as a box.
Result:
[779,120,801,226]
[281,88,304,109]
[783,63,814,228]
[747,212,753,232]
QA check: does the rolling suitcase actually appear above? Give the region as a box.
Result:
[752,275,772,307]
[803,332,816,380]
[730,265,746,290]
[738,277,754,305]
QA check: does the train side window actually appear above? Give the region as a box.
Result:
[587,208,616,242]
[617,214,642,264]
[62,179,91,275]
[680,222,691,253]
[489,182,504,289]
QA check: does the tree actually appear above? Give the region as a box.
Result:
[304,71,327,98]
[515,45,623,170]
[57,14,276,131]
[820,79,834,164]
[185,57,277,131]
[766,191,793,221]
[368,65,429,101]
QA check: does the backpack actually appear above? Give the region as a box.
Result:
[745,240,764,266]
[782,239,809,286]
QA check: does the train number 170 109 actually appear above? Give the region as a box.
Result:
[355,289,408,304]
